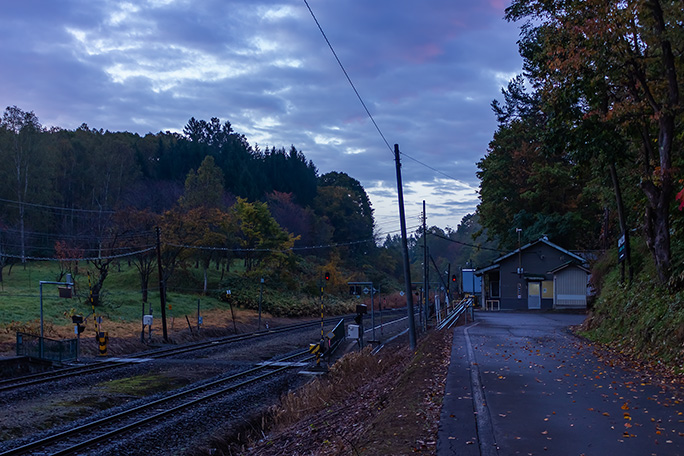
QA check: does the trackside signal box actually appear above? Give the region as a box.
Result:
[347,324,360,340]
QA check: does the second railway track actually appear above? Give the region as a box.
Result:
[0,349,313,456]
[0,309,407,393]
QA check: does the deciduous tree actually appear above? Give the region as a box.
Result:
[0,106,43,262]
[506,0,684,281]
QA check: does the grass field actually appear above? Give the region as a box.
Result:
[0,261,234,326]
[0,260,397,356]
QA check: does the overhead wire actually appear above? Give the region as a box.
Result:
[302,0,466,185]
[302,0,394,157]
[2,222,423,261]
[0,197,116,214]
[427,230,505,253]
[1,246,157,262]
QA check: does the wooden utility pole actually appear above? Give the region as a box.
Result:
[423,200,428,330]
[156,227,168,342]
[394,144,417,349]
[447,263,451,310]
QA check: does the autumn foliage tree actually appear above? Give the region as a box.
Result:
[54,240,84,282]
[505,0,684,282]
[233,198,297,273]
[477,77,601,250]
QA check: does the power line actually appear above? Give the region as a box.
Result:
[0,197,116,214]
[2,246,156,262]
[165,238,376,253]
[302,1,468,186]
[427,231,505,253]
[400,154,470,184]
[302,0,394,156]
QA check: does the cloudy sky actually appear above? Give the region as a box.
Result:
[1,0,523,236]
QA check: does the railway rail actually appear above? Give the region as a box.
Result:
[0,308,407,393]
[0,349,313,456]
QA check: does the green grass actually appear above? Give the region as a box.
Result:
[3,265,164,318]
[0,259,361,330]
[580,245,684,366]
[0,261,236,327]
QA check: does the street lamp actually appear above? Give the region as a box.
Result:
[516,228,523,276]
[39,273,74,358]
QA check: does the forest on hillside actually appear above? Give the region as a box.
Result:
[0,107,497,305]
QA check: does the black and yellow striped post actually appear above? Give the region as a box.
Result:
[97,331,108,356]
[309,341,323,366]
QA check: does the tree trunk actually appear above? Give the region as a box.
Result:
[641,117,674,284]
[639,0,677,283]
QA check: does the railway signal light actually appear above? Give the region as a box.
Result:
[324,271,330,281]
[354,304,367,325]
[451,274,457,282]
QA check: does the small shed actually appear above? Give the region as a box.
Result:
[475,238,589,311]
[549,262,590,309]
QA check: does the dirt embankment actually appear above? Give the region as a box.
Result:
[212,328,454,456]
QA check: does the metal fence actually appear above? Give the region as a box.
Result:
[16,332,78,362]
[325,319,346,356]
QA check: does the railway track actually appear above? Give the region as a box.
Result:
[1,309,407,393]
[0,349,313,456]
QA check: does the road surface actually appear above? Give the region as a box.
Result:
[437,312,684,455]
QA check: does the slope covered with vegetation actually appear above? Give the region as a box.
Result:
[476,0,684,366]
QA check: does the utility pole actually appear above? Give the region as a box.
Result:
[259,277,264,330]
[447,263,451,310]
[156,226,168,342]
[423,201,428,330]
[394,144,417,349]
[370,285,375,342]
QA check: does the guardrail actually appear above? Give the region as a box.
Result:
[437,296,474,330]
[16,332,78,363]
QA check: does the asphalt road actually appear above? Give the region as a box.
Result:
[437,312,684,456]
